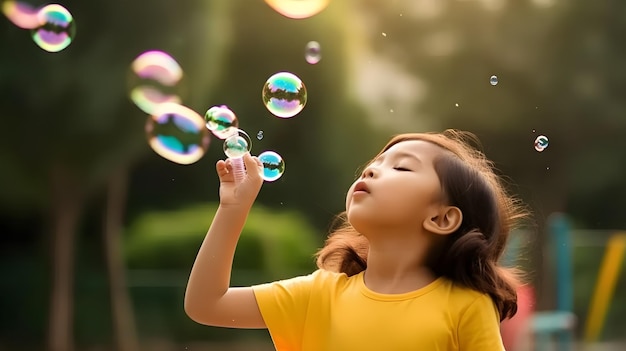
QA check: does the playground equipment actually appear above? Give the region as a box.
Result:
[530,213,577,351]
[501,213,626,350]
[583,232,626,343]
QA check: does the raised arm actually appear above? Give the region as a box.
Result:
[184,153,267,328]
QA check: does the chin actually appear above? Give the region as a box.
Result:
[346,213,371,236]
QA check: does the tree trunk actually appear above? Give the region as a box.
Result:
[48,166,84,351]
[103,167,140,351]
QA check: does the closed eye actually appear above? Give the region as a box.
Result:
[393,166,412,171]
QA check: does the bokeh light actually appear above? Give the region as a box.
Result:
[258,150,285,182]
[2,0,39,29]
[129,50,183,115]
[204,105,239,139]
[31,4,76,52]
[264,0,330,19]
[262,72,307,118]
[146,102,210,165]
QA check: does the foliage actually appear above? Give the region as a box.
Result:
[124,202,321,278]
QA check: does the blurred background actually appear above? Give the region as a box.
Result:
[1,0,625,350]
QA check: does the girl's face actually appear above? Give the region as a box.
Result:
[345,140,445,234]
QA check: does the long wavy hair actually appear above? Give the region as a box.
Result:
[314,130,527,320]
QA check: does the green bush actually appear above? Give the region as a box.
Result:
[123,202,321,279]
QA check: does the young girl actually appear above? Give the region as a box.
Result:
[185,129,526,351]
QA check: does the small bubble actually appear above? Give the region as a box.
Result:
[223,129,252,159]
[257,130,264,140]
[546,167,550,170]
[534,135,549,152]
[259,151,286,182]
[532,129,536,133]
[455,103,459,107]
[204,105,238,139]
[31,4,76,52]
[304,41,321,64]
[389,109,394,113]
[382,32,387,37]
[490,75,498,86]
[262,72,307,118]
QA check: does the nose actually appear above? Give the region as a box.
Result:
[361,165,377,178]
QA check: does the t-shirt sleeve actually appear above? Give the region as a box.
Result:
[252,271,319,350]
[458,294,506,351]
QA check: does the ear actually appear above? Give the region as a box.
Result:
[423,206,462,235]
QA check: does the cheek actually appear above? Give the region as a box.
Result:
[345,189,353,210]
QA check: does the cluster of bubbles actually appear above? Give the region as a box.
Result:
[534,135,549,152]
[126,50,210,165]
[2,1,76,52]
[129,0,333,180]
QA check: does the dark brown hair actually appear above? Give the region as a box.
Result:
[315,130,527,320]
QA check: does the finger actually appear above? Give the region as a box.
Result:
[243,153,263,180]
[216,160,234,181]
[253,156,263,168]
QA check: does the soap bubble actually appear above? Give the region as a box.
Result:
[258,151,285,182]
[490,75,498,86]
[204,105,239,139]
[223,129,252,159]
[31,4,76,52]
[2,0,40,29]
[262,72,307,118]
[146,102,210,165]
[257,130,264,140]
[264,0,330,19]
[305,41,321,64]
[129,50,183,115]
[534,135,549,152]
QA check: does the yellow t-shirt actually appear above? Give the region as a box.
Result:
[252,269,505,351]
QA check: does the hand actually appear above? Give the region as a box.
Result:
[215,153,263,208]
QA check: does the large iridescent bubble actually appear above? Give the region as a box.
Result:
[146,102,210,165]
[31,4,76,52]
[264,0,330,19]
[262,72,307,118]
[129,50,183,115]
